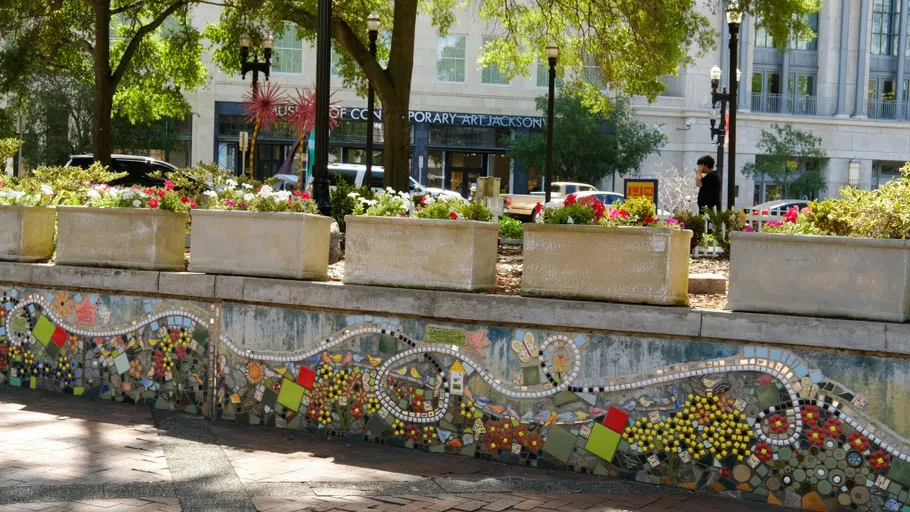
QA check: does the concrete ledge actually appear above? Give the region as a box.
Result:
[688,273,727,294]
[0,262,906,356]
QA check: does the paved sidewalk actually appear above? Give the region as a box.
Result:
[0,388,787,511]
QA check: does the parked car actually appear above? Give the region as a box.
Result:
[65,154,177,187]
[749,199,809,215]
[503,182,598,222]
[273,164,464,200]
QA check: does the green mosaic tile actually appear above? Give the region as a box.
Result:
[585,423,620,463]
[522,366,541,386]
[276,379,305,412]
[113,353,130,375]
[890,458,910,487]
[44,341,59,359]
[424,326,466,345]
[552,390,578,407]
[542,425,576,463]
[757,384,780,409]
[378,335,398,354]
[33,316,54,346]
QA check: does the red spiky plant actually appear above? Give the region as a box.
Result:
[288,87,340,188]
[242,81,286,179]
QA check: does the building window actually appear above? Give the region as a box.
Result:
[872,0,900,55]
[331,47,342,76]
[754,21,774,48]
[436,35,466,82]
[791,14,819,50]
[582,54,606,90]
[272,27,302,74]
[481,38,509,85]
[536,60,564,88]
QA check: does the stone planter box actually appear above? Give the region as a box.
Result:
[343,216,498,291]
[0,206,56,262]
[728,231,910,322]
[521,224,692,305]
[189,209,333,280]
[56,206,187,271]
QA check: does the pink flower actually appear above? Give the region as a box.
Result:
[224,199,235,207]
[801,207,814,215]
[164,181,175,191]
[148,198,159,209]
[563,194,577,206]
[190,199,197,209]
[300,191,311,200]
[421,196,428,206]
[608,208,629,220]
[665,218,679,226]
[783,206,799,223]
[533,203,543,214]
[767,220,782,227]
[743,225,754,232]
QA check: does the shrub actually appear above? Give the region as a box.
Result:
[330,175,374,232]
[622,196,656,220]
[0,139,22,160]
[499,216,523,239]
[702,207,746,257]
[674,210,706,249]
[26,163,126,204]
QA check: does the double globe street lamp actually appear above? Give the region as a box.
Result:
[708,65,740,190]
[239,33,274,92]
[707,8,742,209]
[544,43,559,204]
[364,12,381,188]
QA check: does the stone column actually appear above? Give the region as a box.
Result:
[896,0,909,118]
[853,0,871,118]
[721,18,730,86]
[738,14,751,111]
[835,0,851,116]
[781,51,791,113]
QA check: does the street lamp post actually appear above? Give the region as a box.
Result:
[239,33,274,92]
[544,43,558,205]
[313,0,333,214]
[726,9,742,210]
[364,12,381,188]
[708,65,740,208]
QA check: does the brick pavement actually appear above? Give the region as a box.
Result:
[0,388,788,512]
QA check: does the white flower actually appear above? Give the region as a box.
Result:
[347,192,360,198]
[226,179,238,189]
[567,217,574,224]
[275,191,291,203]
[258,185,274,196]
[241,183,253,190]
[425,197,435,205]
[243,193,254,202]
[86,189,101,198]
[215,185,226,193]
[122,189,136,200]
[39,185,53,196]
[7,191,24,201]
[204,190,218,198]
[385,187,396,195]
[132,200,141,207]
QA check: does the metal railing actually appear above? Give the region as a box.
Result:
[865,99,910,120]
[750,93,837,116]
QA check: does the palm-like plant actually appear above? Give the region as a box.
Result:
[242,82,286,179]
[288,87,339,190]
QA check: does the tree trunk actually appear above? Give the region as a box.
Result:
[92,0,114,167]
[381,104,411,193]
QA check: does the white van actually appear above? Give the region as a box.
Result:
[274,163,464,200]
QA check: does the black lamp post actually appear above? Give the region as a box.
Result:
[239,33,273,92]
[544,43,558,205]
[708,65,740,208]
[313,0,333,215]
[364,12,381,188]
[726,9,742,209]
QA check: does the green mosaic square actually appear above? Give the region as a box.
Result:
[889,458,910,487]
[522,366,540,386]
[277,379,305,412]
[585,423,620,462]
[378,335,398,354]
[757,384,780,409]
[33,316,55,346]
[424,326,466,345]
[542,425,576,463]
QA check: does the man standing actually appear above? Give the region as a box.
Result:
[695,155,721,212]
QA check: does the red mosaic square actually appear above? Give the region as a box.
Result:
[603,406,629,434]
[296,366,316,389]
[51,326,68,348]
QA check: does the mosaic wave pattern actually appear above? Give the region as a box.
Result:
[1,287,910,511]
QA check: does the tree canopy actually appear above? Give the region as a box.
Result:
[505,95,666,186]
[742,123,828,199]
[0,0,208,164]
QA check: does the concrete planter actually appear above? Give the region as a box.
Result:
[0,206,56,262]
[728,231,910,322]
[521,224,693,305]
[56,206,187,271]
[189,209,333,280]
[343,216,498,291]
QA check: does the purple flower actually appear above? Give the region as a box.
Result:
[767,220,782,227]
[743,226,754,232]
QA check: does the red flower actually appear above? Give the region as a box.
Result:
[822,418,842,438]
[154,363,165,377]
[448,211,458,220]
[169,328,180,342]
[165,181,175,191]
[869,450,890,471]
[643,216,658,225]
[157,190,165,198]
[0,343,8,357]
[807,426,826,446]
[563,194,577,206]
[181,196,190,204]
[144,187,155,195]
[420,196,428,206]
[0,358,7,372]
[767,414,789,434]
[524,433,543,453]
[405,424,420,440]
[783,206,799,223]
[848,432,871,452]
[153,351,164,363]
[533,202,543,214]
[351,402,363,419]
[190,199,197,209]
[720,467,732,478]
[801,405,820,426]
[300,191,311,200]
[175,345,187,360]
[579,196,606,221]
[753,443,773,462]
[149,198,159,209]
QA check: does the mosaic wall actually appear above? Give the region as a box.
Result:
[2,285,910,512]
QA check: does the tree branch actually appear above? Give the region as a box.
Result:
[111,0,188,87]
[80,39,94,54]
[111,0,144,15]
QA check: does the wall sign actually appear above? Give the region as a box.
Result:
[624,179,659,208]
[270,104,545,129]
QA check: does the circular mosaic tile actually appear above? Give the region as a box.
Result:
[733,464,751,483]
[851,486,870,505]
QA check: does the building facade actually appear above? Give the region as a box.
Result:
[183,0,910,206]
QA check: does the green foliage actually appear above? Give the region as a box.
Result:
[762,217,828,236]
[622,196,656,220]
[741,123,828,199]
[673,210,706,249]
[149,162,232,197]
[415,198,494,222]
[702,208,747,257]
[0,139,22,160]
[498,216,523,239]
[330,174,375,232]
[506,95,666,184]
[352,189,412,217]
[25,163,126,204]
[544,203,597,225]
